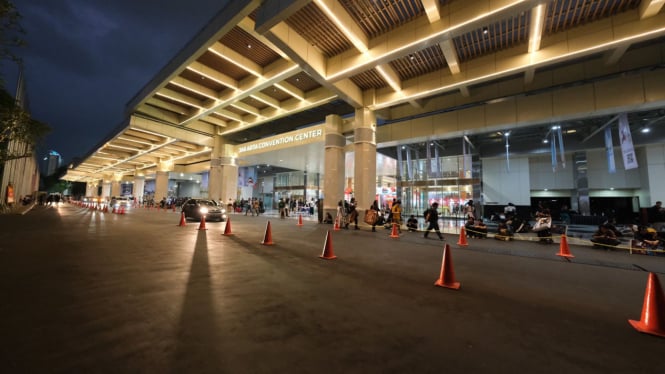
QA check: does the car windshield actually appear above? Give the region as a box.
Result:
[198,200,217,207]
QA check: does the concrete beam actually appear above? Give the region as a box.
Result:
[129,115,214,147]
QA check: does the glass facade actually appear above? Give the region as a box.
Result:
[396,154,481,218]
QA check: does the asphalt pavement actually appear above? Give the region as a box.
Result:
[1,203,664,373]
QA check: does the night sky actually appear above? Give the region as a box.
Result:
[1,0,228,166]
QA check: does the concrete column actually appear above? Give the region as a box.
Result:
[86,182,97,197]
[155,161,173,201]
[111,179,121,197]
[324,114,345,218]
[353,108,377,214]
[101,179,112,199]
[133,175,145,202]
[154,172,169,202]
[209,136,238,203]
[645,144,665,205]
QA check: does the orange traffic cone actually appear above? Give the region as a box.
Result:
[390,223,400,238]
[178,212,186,227]
[297,214,303,226]
[457,226,469,246]
[103,205,108,213]
[198,215,207,230]
[320,230,337,260]
[261,221,274,245]
[111,206,116,214]
[223,217,233,236]
[629,272,665,337]
[434,243,461,290]
[556,234,575,258]
[119,206,125,215]
[334,216,340,231]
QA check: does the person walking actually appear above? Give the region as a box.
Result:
[423,202,444,240]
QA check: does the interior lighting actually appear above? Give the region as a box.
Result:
[543,139,549,143]
[640,127,651,133]
[482,27,489,35]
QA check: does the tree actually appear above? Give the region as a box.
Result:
[1,0,24,67]
[1,0,50,164]
[1,88,50,162]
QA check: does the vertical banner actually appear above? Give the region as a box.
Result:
[426,143,432,178]
[505,136,510,173]
[557,127,565,168]
[604,126,616,173]
[462,138,467,176]
[462,137,472,178]
[433,145,440,177]
[406,148,413,180]
[618,113,638,170]
[551,132,557,172]
[396,146,403,178]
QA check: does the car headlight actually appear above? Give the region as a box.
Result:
[200,207,209,214]
[221,208,226,214]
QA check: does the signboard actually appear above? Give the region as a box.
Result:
[236,125,324,155]
[618,113,638,170]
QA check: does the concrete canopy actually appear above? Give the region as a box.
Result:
[63,0,665,183]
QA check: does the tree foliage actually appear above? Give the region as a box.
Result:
[0,0,25,69]
[1,88,50,162]
[1,0,50,164]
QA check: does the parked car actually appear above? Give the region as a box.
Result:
[181,198,227,222]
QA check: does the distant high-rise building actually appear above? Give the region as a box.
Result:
[44,150,62,176]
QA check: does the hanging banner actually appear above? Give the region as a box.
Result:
[432,145,440,176]
[604,127,616,173]
[505,136,510,173]
[551,132,557,172]
[406,148,413,180]
[557,127,565,168]
[396,146,403,178]
[462,138,467,176]
[618,113,638,170]
[462,137,472,178]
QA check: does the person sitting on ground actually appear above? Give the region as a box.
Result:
[323,212,333,224]
[634,225,660,249]
[495,221,513,241]
[406,215,418,232]
[465,217,487,238]
[473,219,488,239]
[591,224,621,249]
